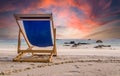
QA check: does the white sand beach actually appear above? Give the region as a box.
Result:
[0,46,120,76]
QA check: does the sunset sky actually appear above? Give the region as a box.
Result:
[0,0,120,39]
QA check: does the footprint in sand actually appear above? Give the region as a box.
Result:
[69,71,81,73]
[30,64,35,66]
[74,65,79,68]
[24,67,31,71]
[64,71,81,76]
[88,63,93,66]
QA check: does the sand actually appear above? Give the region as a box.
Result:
[14,62,120,76]
[0,48,120,76]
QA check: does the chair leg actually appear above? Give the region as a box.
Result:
[31,52,34,57]
[48,51,54,62]
[53,48,57,56]
[13,52,24,61]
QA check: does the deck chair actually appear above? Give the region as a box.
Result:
[13,14,57,62]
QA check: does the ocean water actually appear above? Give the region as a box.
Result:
[0,39,120,50]
[57,39,120,46]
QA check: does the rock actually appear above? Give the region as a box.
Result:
[72,43,78,47]
[101,45,111,47]
[77,42,89,45]
[94,45,111,48]
[64,42,69,44]
[64,41,75,44]
[88,39,91,40]
[94,45,103,48]
[77,42,81,45]
[63,44,70,46]
[96,40,103,43]
[70,41,75,44]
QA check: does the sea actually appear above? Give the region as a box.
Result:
[0,39,120,50]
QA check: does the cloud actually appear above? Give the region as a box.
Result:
[84,20,120,39]
[0,15,16,28]
[57,26,84,39]
[0,0,120,39]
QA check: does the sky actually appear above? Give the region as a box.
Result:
[0,0,120,39]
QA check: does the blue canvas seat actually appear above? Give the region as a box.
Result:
[23,20,53,47]
[13,14,57,62]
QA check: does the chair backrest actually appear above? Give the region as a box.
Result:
[15,14,54,47]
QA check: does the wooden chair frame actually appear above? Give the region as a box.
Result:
[13,14,57,62]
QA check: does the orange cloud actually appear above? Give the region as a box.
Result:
[67,12,99,34]
[30,0,101,34]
